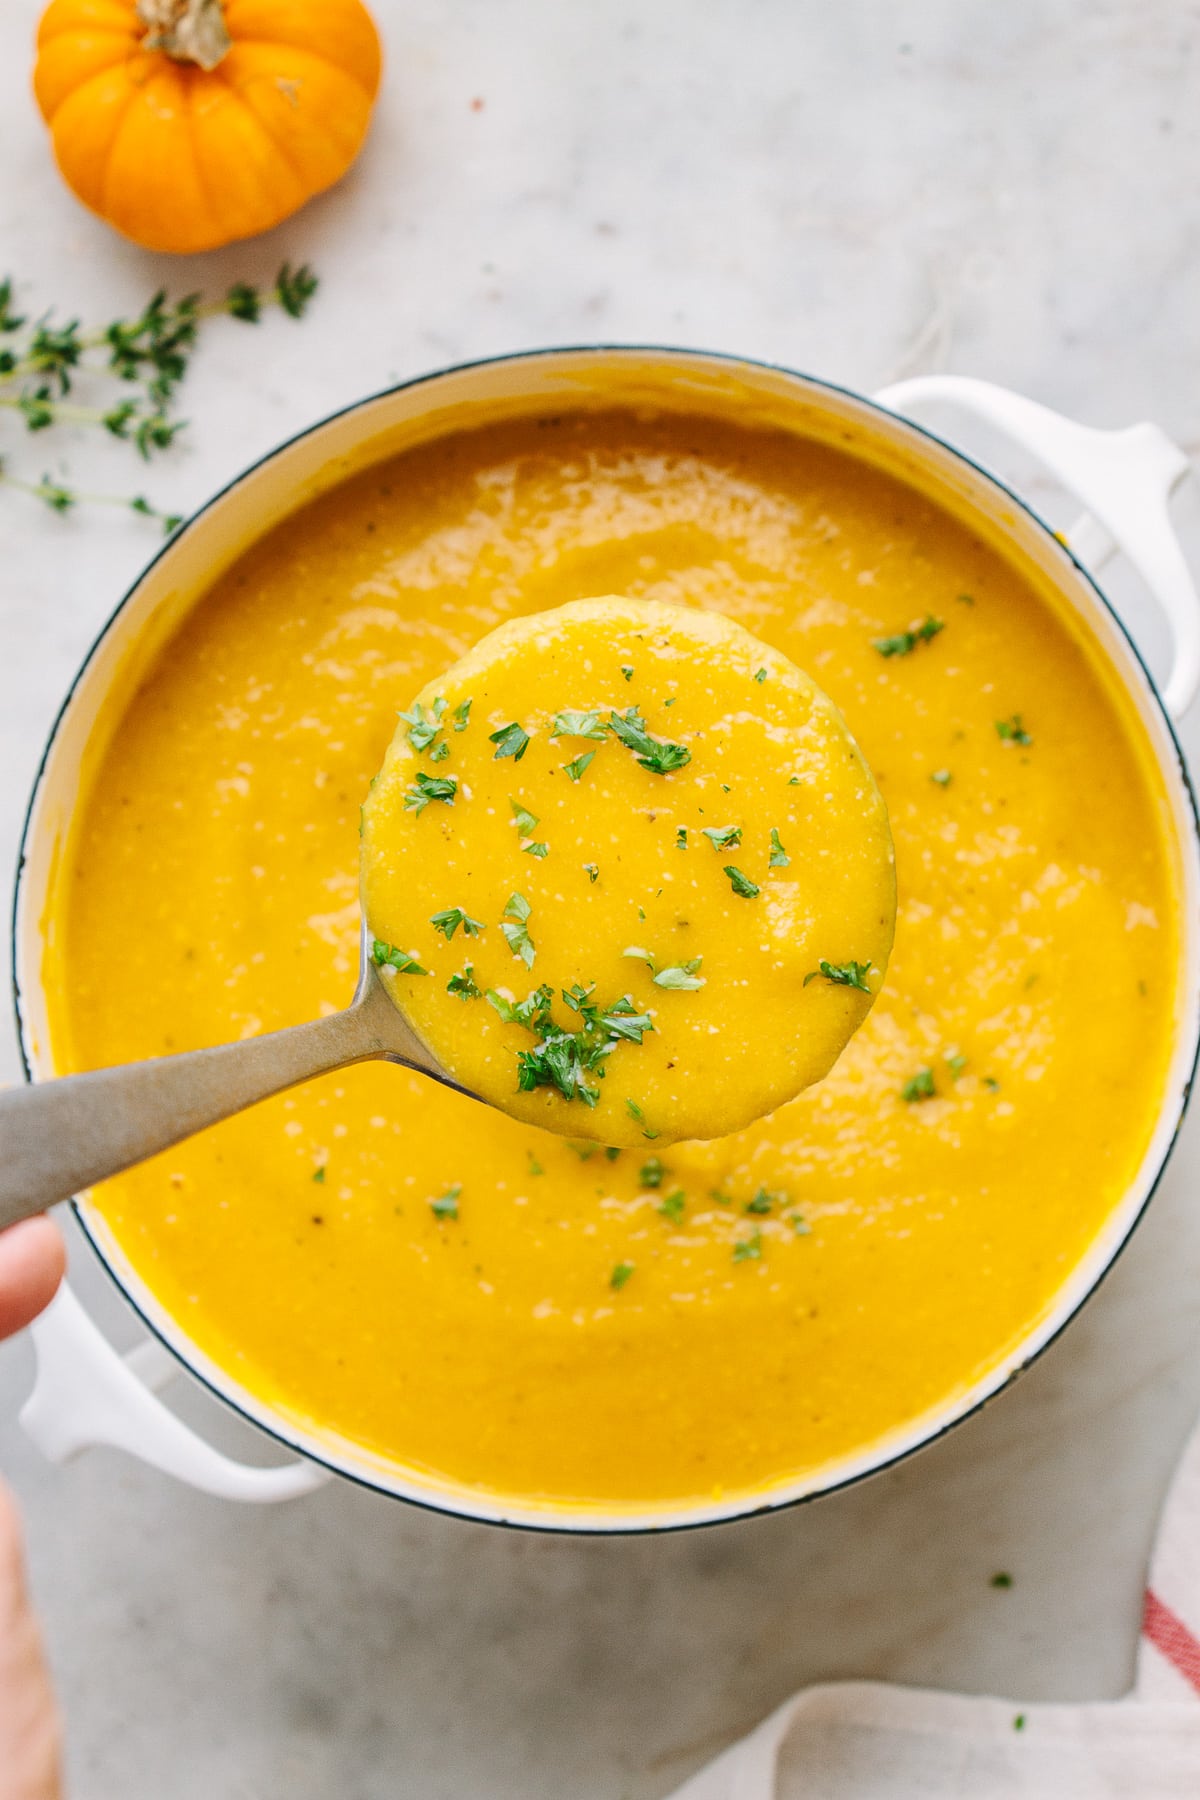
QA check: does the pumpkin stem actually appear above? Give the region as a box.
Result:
[137,0,231,71]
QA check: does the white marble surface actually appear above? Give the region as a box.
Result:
[3,1,1200,1794]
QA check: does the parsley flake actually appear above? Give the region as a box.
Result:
[583,863,599,883]
[733,1231,763,1263]
[523,841,550,858]
[995,714,1032,746]
[430,907,485,940]
[804,959,873,993]
[397,697,448,751]
[404,772,457,814]
[640,1156,667,1189]
[447,965,482,1000]
[652,958,705,991]
[990,1571,1013,1589]
[312,1166,326,1184]
[873,615,945,658]
[675,827,687,849]
[724,865,760,899]
[608,705,691,774]
[625,1097,658,1138]
[510,799,539,836]
[753,667,768,683]
[552,709,608,741]
[658,1189,686,1223]
[901,1067,936,1103]
[945,1050,967,1078]
[769,828,790,867]
[744,1188,774,1215]
[372,940,428,976]
[702,824,742,851]
[621,665,634,681]
[489,721,531,762]
[563,752,595,782]
[610,1260,635,1290]
[430,1183,461,1221]
[452,699,472,731]
[788,1211,811,1236]
[501,892,536,967]
[429,741,450,762]
[931,768,952,787]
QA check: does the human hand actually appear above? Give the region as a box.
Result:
[0,1219,65,1800]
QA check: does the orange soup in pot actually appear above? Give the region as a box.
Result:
[45,408,1181,1513]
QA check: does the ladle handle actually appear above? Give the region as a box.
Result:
[0,1004,384,1227]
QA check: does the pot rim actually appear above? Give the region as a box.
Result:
[13,343,1200,1534]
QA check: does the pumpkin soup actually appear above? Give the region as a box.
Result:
[46,408,1180,1512]
[361,595,896,1146]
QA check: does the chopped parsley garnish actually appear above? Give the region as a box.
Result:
[528,1152,544,1176]
[610,1260,635,1291]
[430,907,485,940]
[658,1189,686,1223]
[1012,1714,1026,1733]
[583,863,599,883]
[430,1183,461,1220]
[931,768,952,786]
[995,713,1032,746]
[625,1097,658,1138]
[621,665,634,681]
[488,980,652,1109]
[312,1166,326,1184]
[623,946,655,967]
[788,1212,811,1236]
[873,615,945,657]
[709,1188,733,1207]
[983,1075,1001,1091]
[447,965,482,1000]
[524,841,550,858]
[429,741,450,762]
[769,828,790,867]
[604,1146,621,1162]
[787,776,800,786]
[804,959,873,992]
[652,958,705,991]
[563,752,595,782]
[397,696,448,751]
[744,1188,774,1215]
[372,940,428,976]
[552,709,608,741]
[945,1050,967,1078]
[733,1231,763,1263]
[675,827,687,849]
[957,591,975,607]
[510,798,539,836]
[724,865,760,898]
[489,720,531,761]
[640,1156,667,1189]
[608,705,691,774]
[404,771,457,814]
[753,667,767,683]
[901,1067,936,1103]
[452,699,472,731]
[990,1571,1013,1589]
[701,824,742,851]
[500,892,535,967]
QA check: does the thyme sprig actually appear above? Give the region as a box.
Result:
[0,263,317,530]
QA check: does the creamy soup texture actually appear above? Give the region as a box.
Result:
[48,409,1180,1514]
[362,595,895,1147]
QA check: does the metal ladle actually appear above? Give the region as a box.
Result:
[0,926,465,1231]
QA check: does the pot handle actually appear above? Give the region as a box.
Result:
[874,375,1200,720]
[20,1280,330,1502]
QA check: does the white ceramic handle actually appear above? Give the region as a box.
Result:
[20,1282,330,1502]
[875,375,1200,720]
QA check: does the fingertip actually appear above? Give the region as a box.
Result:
[0,1218,65,1340]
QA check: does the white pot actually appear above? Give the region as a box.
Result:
[12,352,1200,1529]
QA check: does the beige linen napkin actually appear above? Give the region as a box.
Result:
[668,1419,1200,1798]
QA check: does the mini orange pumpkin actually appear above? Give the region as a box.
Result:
[34,0,383,254]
